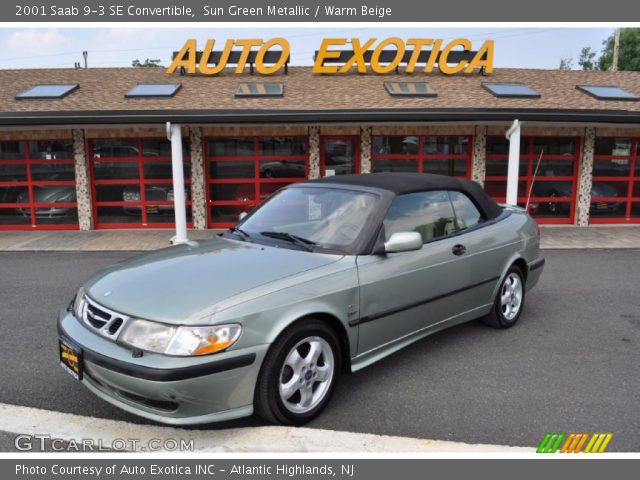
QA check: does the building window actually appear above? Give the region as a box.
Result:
[371,135,471,177]
[206,136,308,227]
[484,136,579,224]
[590,137,640,223]
[0,139,77,229]
[89,138,191,229]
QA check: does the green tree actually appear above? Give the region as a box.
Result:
[578,47,597,71]
[597,28,640,71]
[131,58,162,68]
[559,57,573,70]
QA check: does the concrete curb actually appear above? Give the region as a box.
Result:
[0,403,531,453]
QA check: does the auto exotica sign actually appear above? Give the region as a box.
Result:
[167,37,494,75]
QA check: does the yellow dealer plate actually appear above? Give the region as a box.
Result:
[59,338,83,381]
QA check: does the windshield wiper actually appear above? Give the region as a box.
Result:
[229,226,251,239]
[259,231,317,251]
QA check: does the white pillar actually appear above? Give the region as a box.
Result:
[505,119,521,206]
[166,122,189,245]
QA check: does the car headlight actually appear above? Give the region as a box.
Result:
[123,191,141,202]
[119,319,242,356]
[72,287,86,319]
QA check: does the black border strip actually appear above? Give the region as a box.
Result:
[528,257,546,272]
[352,275,500,326]
[58,325,255,382]
[2,107,640,125]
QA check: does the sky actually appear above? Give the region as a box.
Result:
[0,27,613,70]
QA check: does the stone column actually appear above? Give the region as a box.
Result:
[308,126,320,179]
[575,127,595,227]
[189,127,207,230]
[360,126,372,174]
[72,129,93,230]
[472,125,487,186]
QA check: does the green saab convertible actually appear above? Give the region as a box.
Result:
[58,173,544,426]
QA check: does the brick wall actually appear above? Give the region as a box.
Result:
[201,125,308,136]
[0,129,72,140]
[372,125,475,135]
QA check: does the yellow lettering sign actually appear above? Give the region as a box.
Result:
[168,37,494,76]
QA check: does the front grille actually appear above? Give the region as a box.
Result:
[79,295,130,340]
[108,318,124,335]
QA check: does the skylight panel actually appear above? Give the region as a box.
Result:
[16,84,79,100]
[577,85,638,101]
[125,84,181,98]
[482,82,540,98]
[235,83,284,97]
[384,81,437,97]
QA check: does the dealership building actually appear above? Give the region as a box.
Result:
[0,65,639,231]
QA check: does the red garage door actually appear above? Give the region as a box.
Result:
[0,139,78,230]
[89,138,191,229]
[206,136,308,228]
[484,136,580,224]
[371,135,472,178]
[590,137,640,223]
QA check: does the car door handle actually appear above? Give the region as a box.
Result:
[452,244,466,256]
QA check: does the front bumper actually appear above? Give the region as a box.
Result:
[57,310,269,425]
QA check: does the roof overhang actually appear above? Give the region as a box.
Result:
[1,108,640,126]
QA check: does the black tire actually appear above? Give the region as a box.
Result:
[482,265,526,329]
[254,319,341,426]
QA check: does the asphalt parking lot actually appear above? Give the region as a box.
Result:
[0,249,638,451]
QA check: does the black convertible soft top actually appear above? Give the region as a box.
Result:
[308,172,504,221]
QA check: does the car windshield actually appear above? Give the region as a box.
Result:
[237,186,379,251]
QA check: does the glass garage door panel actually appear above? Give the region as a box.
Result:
[0,207,30,225]
[591,136,640,223]
[373,136,420,154]
[208,138,254,157]
[209,161,255,179]
[91,138,191,229]
[206,136,308,227]
[93,162,140,180]
[0,164,27,182]
[422,158,468,177]
[259,159,306,178]
[259,137,306,156]
[593,158,631,177]
[371,159,419,173]
[422,136,468,154]
[484,136,579,224]
[485,158,528,177]
[0,139,77,230]
[372,135,472,178]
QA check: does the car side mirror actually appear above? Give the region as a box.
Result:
[384,232,423,253]
[238,212,248,221]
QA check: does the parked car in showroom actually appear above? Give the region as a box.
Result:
[58,173,544,426]
[528,180,623,215]
[122,185,190,216]
[15,186,77,218]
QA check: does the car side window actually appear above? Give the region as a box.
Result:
[448,191,484,231]
[383,190,457,242]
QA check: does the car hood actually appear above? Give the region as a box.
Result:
[84,235,343,325]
